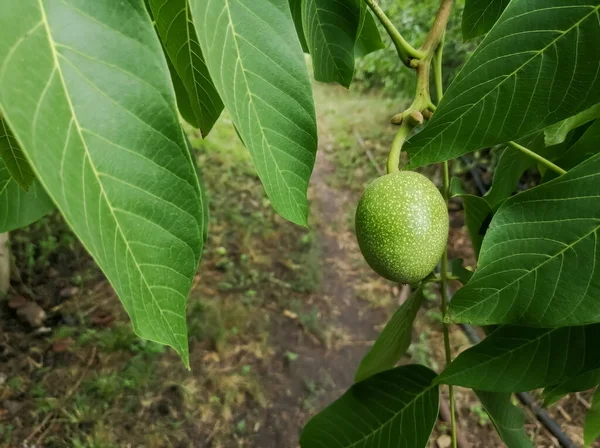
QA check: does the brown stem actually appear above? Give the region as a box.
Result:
[420,0,455,57]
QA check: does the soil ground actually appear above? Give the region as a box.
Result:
[0,84,596,448]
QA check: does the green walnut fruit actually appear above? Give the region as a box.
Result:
[355,171,449,284]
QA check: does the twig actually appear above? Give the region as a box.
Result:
[439,399,470,448]
[354,131,384,175]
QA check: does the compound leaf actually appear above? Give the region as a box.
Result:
[448,153,600,327]
[407,0,600,168]
[544,103,600,146]
[0,0,207,366]
[0,158,53,232]
[437,324,600,392]
[0,116,34,190]
[476,391,533,448]
[354,287,424,383]
[147,0,223,136]
[301,365,439,448]
[462,0,510,41]
[192,0,317,226]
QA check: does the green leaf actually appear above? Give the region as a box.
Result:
[0,159,53,232]
[585,387,600,447]
[450,177,492,257]
[354,7,385,58]
[302,0,368,87]
[192,0,317,226]
[462,0,510,41]
[437,324,600,392]
[289,0,309,52]
[406,1,600,168]
[354,287,424,383]
[542,368,600,406]
[147,0,223,136]
[0,116,34,190]
[475,391,533,448]
[448,153,600,327]
[300,365,439,448]
[0,0,206,367]
[450,258,474,284]
[544,103,600,147]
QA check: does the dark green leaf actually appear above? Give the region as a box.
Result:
[289,0,309,52]
[302,0,376,87]
[0,159,53,232]
[147,0,223,136]
[0,116,34,190]
[0,0,207,366]
[301,365,439,448]
[448,153,600,327]
[407,1,600,168]
[354,8,385,58]
[462,0,510,41]
[542,368,600,406]
[437,325,600,392]
[585,388,600,447]
[450,258,473,284]
[450,177,492,257]
[354,287,424,383]
[544,103,600,147]
[476,391,533,448]
[192,0,317,226]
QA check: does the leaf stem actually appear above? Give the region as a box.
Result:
[387,120,412,173]
[507,141,567,175]
[364,0,425,66]
[435,33,458,448]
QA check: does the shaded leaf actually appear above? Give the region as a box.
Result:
[462,0,510,41]
[0,0,207,366]
[148,0,223,136]
[542,368,600,406]
[448,153,600,327]
[192,0,317,226]
[354,287,424,383]
[301,365,439,448]
[289,0,309,52]
[450,258,473,284]
[354,8,385,58]
[0,116,34,190]
[585,388,600,447]
[407,0,600,168]
[476,391,533,448]
[0,159,53,232]
[450,177,492,257]
[437,324,600,392]
[544,103,600,146]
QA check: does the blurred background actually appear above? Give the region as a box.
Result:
[0,1,593,447]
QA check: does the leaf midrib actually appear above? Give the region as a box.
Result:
[36,0,185,356]
[411,4,600,161]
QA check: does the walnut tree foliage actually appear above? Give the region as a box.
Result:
[1,0,599,446]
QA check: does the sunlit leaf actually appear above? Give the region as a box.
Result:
[355,287,424,383]
[476,391,533,448]
[437,324,600,392]
[407,0,600,168]
[301,365,439,448]
[0,158,53,232]
[448,153,600,327]
[0,116,34,190]
[544,103,600,146]
[192,0,317,226]
[0,0,207,366]
[148,0,223,136]
[462,0,510,40]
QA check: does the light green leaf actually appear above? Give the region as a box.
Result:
[448,153,600,327]
[475,391,533,448]
[0,116,34,190]
[192,0,317,226]
[147,0,223,136]
[462,0,510,40]
[450,177,492,257]
[585,387,600,447]
[300,365,439,448]
[302,0,370,87]
[354,287,424,383]
[542,368,600,406]
[437,324,600,392]
[0,158,53,232]
[0,0,206,366]
[544,103,600,147]
[407,0,600,168]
